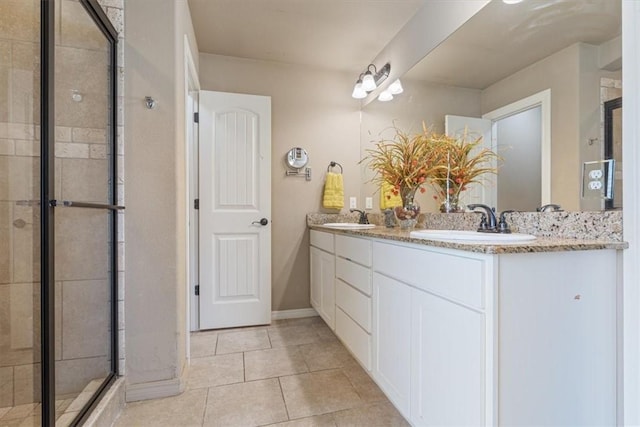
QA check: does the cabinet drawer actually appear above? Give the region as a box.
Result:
[310,230,334,253]
[336,257,372,296]
[336,235,372,267]
[336,307,371,370]
[336,279,371,333]
[373,242,485,309]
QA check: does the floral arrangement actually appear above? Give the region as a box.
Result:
[362,124,447,201]
[363,124,498,213]
[428,130,498,211]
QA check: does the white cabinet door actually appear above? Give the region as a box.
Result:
[372,272,411,416]
[411,289,485,427]
[310,246,335,329]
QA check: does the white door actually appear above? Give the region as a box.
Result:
[199,91,271,329]
[445,115,494,207]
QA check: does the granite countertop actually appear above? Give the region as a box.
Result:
[308,224,628,254]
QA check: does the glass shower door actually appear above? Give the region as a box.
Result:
[52,0,119,424]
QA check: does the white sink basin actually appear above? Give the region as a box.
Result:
[410,229,536,243]
[320,223,376,230]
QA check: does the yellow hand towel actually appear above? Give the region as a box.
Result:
[323,172,344,209]
[380,181,402,210]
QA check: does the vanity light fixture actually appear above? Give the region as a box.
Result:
[351,75,367,99]
[351,62,391,99]
[362,65,377,91]
[378,90,393,102]
[502,0,524,4]
[388,79,403,95]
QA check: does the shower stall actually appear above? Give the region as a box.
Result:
[0,0,120,425]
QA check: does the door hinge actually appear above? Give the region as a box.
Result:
[195,285,200,296]
[194,199,199,210]
[194,112,199,123]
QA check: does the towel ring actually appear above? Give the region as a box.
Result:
[327,161,343,173]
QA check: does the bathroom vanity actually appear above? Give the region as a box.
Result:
[309,226,625,427]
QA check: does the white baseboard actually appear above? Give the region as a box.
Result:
[271,308,318,320]
[125,375,185,402]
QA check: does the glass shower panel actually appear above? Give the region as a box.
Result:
[54,0,114,422]
[0,0,42,423]
[55,0,112,204]
[54,208,112,419]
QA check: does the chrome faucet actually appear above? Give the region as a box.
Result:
[467,204,497,232]
[537,204,563,212]
[350,209,369,225]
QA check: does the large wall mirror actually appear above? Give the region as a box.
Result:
[360,0,621,212]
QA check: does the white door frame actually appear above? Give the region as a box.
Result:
[482,89,551,206]
[184,36,200,340]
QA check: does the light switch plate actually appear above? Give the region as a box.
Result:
[349,197,357,209]
[365,197,373,210]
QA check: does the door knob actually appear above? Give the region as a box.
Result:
[252,218,269,226]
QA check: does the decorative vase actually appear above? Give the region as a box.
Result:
[439,193,464,213]
[394,187,421,230]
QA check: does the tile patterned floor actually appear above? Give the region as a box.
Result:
[114,317,409,427]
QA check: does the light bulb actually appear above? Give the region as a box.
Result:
[502,0,524,4]
[362,71,376,92]
[352,82,367,99]
[388,79,403,95]
[378,91,393,102]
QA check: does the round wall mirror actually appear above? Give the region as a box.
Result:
[286,147,309,169]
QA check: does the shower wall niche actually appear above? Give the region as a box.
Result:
[1,0,120,425]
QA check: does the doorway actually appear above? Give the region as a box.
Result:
[483,89,551,211]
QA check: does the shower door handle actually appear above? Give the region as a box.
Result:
[50,200,125,210]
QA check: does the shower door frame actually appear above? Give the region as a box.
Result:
[40,0,120,425]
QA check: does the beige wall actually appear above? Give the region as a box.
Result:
[199,53,361,311]
[124,0,198,395]
[360,79,482,212]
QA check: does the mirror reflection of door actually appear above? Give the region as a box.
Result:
[604,97,622,210]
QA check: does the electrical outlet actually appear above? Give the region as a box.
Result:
[365,197,373,210]
[589,180,603,190]
[589,169,603,180]
[349,197,357,209]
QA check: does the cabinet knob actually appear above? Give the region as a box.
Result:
[574,294,581,300]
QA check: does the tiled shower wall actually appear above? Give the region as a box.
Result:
[0,0,46,409]
[0,0,125,409]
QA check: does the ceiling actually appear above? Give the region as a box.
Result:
[187,0,426,73]
[405,0,622,89]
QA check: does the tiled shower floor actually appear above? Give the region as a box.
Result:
[114,316,409,426]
